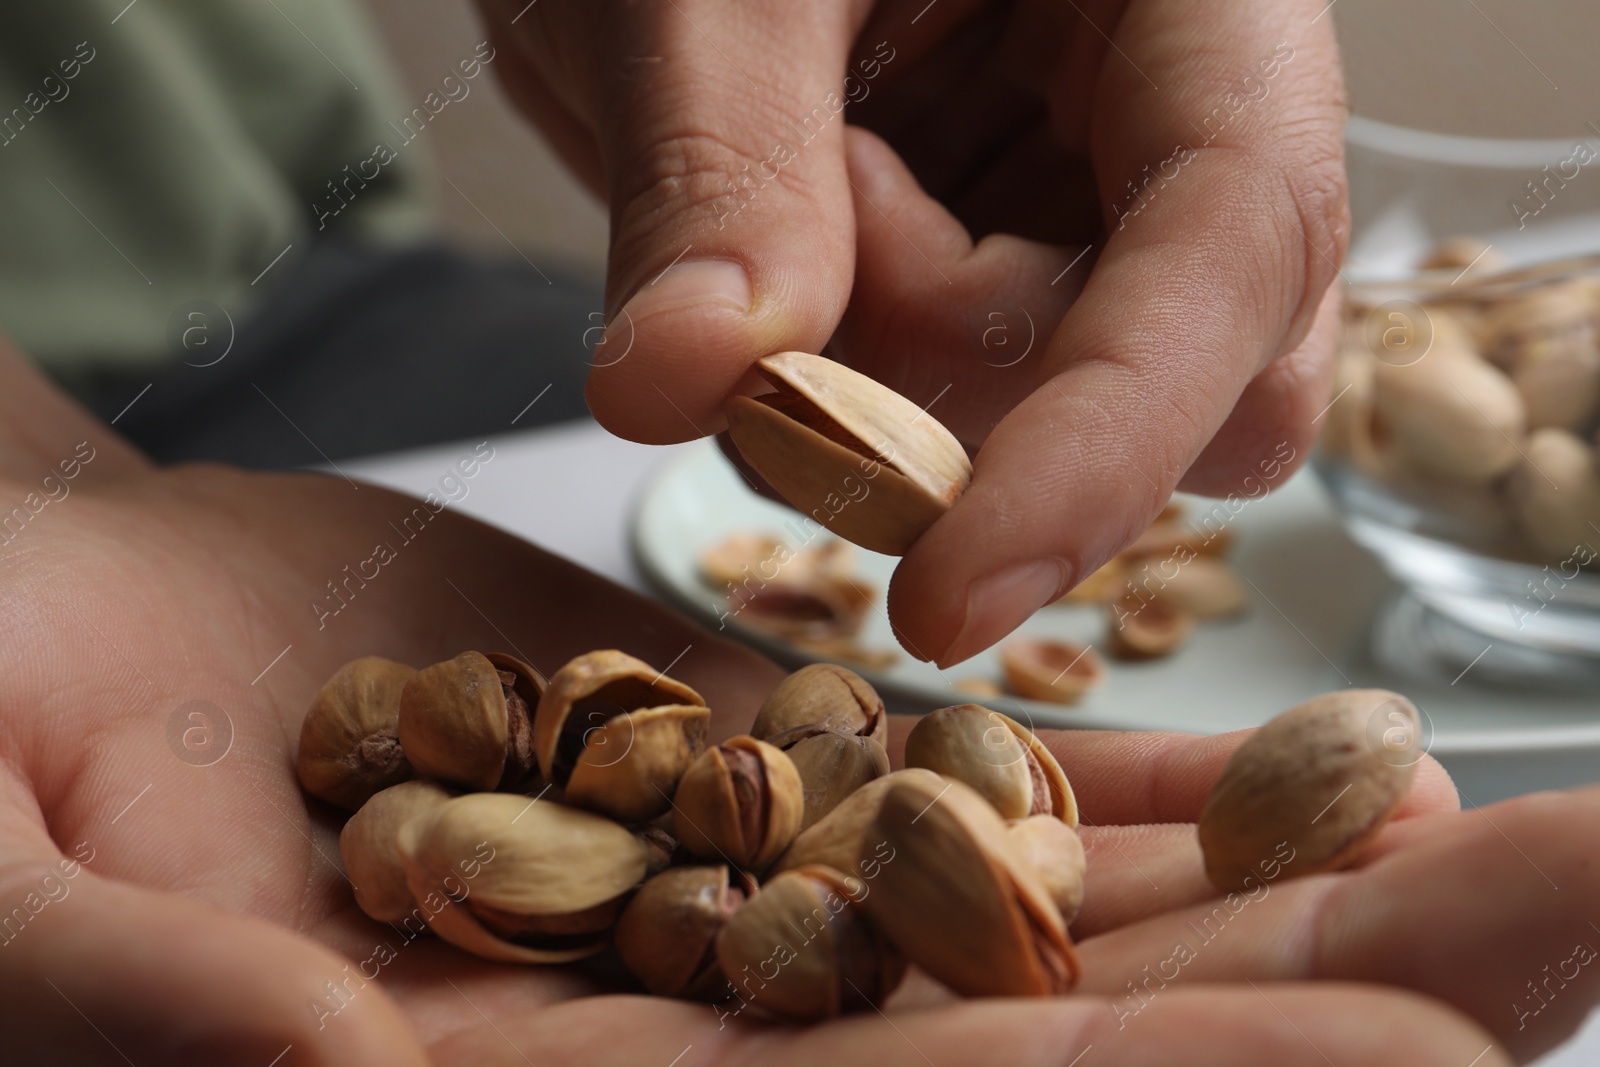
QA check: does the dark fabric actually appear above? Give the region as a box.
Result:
[60,240,600,468]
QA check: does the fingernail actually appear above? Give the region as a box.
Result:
[618,258,751,324]
[935,558,1070,668]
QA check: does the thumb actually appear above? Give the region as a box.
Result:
[582,3,873,443]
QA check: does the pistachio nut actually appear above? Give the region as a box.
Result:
[714,864,905,1023]
[1510,333,1600,431]
[339,779,454,922]
[1197,689,1421,892]
[1483,282,1597,369]
[397,792,648,963]
[396,651,543,792]
[533,650,708,823]
[1507,428,1600,561]
[1107,594,1193,660]
[863,776,1079,997]
[1007,815,1087,925]
[775,768,945,879]
[765,726,891,831]
[902,704,1077,825]
[616,865,757,999]
[297,656,417,810]
[751,663,887,745]
[673,737,805,869]
[999,638,1106,705]
[724,351,972,555]
[1373,347,1526,485]
[1141,557,1249,619]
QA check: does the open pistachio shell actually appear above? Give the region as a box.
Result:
[864,776,1079,997]
[725,352,972,555]
[999,639,1106,705]
[340,779,454,922]
[396,651,543,791]
[1141,557,1249,619]
[565,704,711,823]
[397,792,648,963]
[774,768,945,878]
[534,650,704,783]
[616,865,757,999]
[715,864,904,1023]
[297,656,417,810]
[673,736,804,869]
[903,705,1077,825]
[1007,815,1087,925]
[1107,594,1193,660]
[774,729,891,831]
[1198,689,1421,892]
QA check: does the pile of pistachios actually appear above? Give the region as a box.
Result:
[1325,241,1600,567]
[297,653,1086,1022]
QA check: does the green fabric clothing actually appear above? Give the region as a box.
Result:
[0,0,434,381]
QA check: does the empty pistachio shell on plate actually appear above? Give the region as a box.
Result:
[715,864,905,1023]
[673,736,805,869]
[297,656,417,810]
[863,776,1079,997]
[534,650,708,823]
[616,865,757,999]
[1007,815,1087,925]
[397,792,648,963]
[903,704,1077,825]
[724,352,972,555]
[999,638,1106,704]
[396,651,544,792]
[1197,689,1422,892]
[339,779,454,922]
[1107,594,1194,660]
[1139,557,1249,619]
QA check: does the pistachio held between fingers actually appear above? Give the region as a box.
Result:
[1006,815,1087,925]
[1197,689,1422,892]
[397,793,648,963]
[534,650,709,823]
[903,705,1077,825]
[673,737,804,869]
[396,651,543,792]
[339,779,454,922]
[724,351,972,555]
[616,865,757,999]
[714,864,905,1023]
[863,776,1079,997]
[297,656,417,810]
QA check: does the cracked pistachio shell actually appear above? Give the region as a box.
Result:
[616,865,757,999]
[1373,349,1526,486]
[774,729,891,831]
[774,768,944,877]
[1143,557,1249,619]
[674,737,804,869]
[397,793,648,963]
[534,650,703,774]
[864,776,1079,997]
[1107,594,1193,660]
[1198,689,1421,892]
[564,704,712,823]
[297,656,417,811]
[751,663,887,744]
[715,864,905,1023]
[903,705,1077,825]
[725,352,972,555]
[1507,428,1600,561]
[396,652,543,792]
[1007,815,1086,925]
[340,780,454,922]
[1511,334,1600,431]
[999,638,1106,705]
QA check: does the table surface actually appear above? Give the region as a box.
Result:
[344,419,1599,1066]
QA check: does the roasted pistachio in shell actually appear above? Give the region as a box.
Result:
[397,793,648,963]
[339,779,453,922]
[297,656,417,810]
[396,652,543,791]
[775,768,945,878]
[767,726,891,831]
[751,663,886,744]
[1198,689,1421,892]
[724,351,972,555]
[864,776,1079,997]
[674,737,804,869]
[616,865,757,999]
[903,705,1077,825]
[534,650,709,823]
[1007,815,1087,925]
[715,864,905,1023]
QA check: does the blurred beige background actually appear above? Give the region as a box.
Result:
[358,0,1598,276]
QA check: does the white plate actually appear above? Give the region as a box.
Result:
[631,443,1600,802]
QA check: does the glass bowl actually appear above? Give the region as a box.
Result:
[1315,119,1600,688]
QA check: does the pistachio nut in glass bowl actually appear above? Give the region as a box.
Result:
[1316,245,1600,688]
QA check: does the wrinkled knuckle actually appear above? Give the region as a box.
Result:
[611,130,807,249]
[1277,140,1350,303]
